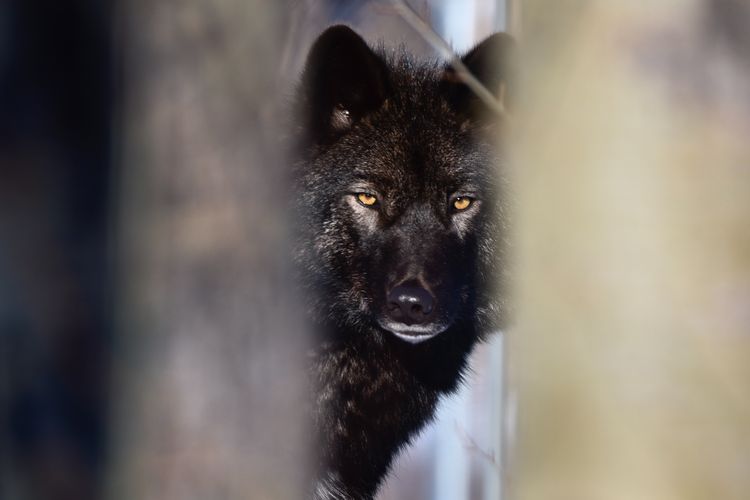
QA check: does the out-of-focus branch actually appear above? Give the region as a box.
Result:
[390,0,507,116]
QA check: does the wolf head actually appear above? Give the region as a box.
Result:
[294,26,513,345]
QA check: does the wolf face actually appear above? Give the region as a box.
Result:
[294,26,513,345]
[293,25,514,499]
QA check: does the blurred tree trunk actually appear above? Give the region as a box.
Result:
[511,1,750,500]
[107,1,311,499]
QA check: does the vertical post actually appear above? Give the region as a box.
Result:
[511,2,750,500]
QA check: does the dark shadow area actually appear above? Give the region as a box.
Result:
[0,1,115,499]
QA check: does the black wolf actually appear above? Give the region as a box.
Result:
[293,25,514,499]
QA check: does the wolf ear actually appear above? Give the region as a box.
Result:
[300,25,390,144]
[441,33,516,122]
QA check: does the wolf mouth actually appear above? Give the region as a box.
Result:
[376,318,449,344]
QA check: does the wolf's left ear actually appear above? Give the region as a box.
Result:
[300,25,391,144]
[441,33,516,121]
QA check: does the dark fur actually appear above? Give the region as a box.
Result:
[292,26,514,499]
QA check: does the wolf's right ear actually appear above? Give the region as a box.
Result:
[441,32,516,122]
[300,25,390,144]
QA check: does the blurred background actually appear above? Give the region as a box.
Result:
[2,1,750,500]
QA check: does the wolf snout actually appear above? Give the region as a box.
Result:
[386,284,436,325]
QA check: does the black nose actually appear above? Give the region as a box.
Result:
[386,285,436,325]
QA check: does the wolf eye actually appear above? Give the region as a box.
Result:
[452,196,473,211]
[356,192,378,207]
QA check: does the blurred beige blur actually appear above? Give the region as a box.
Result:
[510,1,750,500]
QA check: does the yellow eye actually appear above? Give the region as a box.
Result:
[357,192,378,207]
[453,197,473,211]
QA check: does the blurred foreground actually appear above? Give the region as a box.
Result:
[511,1,750,499]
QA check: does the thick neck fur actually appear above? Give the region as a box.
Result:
[312,319,477,499]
